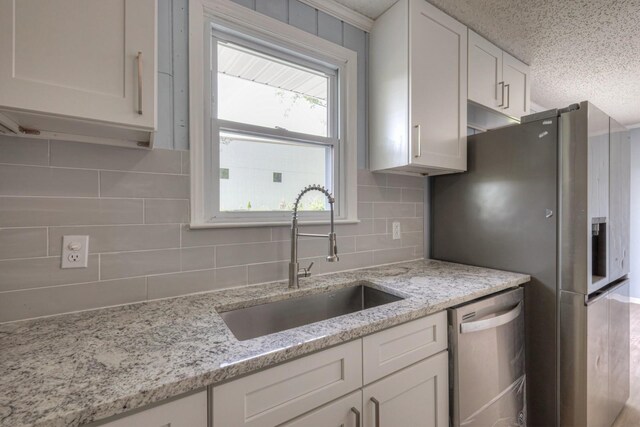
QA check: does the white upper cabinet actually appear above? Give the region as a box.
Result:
[0,0,157,147]
[468,30,530,119]
[370,0,467,175]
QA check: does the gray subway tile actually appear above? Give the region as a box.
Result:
[181,225,271,247]
[373,247,417,265]
[373,203,416,219]
[355,234,401,252]
[317,11,342,45]
[50,141,182,173]
[357,185,402,203]
[181,151,190,174]
[216,241,287,267]
[357,169,386,187]
[386,174,425,189]
[0,165,98,197]
[401,188,424,203]
[0,136,49,166]
[0,278,146,323]
[388,217,423,232]
[401,231,423,248]
[100,170,189,198]
[48,224,180,255]
[0,228,47,260]
[416,203,424,217]
[0,255,99,292]
[181,246,216,271]
[255,0,288,22]
[0,197,143,227]
[147,266,247,300]
[144,199,189,224]
[100,249,181,280]
[247,261,287,284]
[358,202,373,219]
[288,0,317,34]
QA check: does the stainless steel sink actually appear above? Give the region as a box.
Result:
[219,284,403,341]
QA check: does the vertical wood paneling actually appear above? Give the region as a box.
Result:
[155,73,175,149]
[256,0,289,23]
[172,0,190,150]
[317,10,343,45]
[231,0,256,9]
[158,0,173,75]
[342,23,367,169]
[288,0,317,35]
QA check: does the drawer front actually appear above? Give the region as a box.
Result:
[363,311,447,384]
[213,340,362,426]
[99,391,207,427]
[280,391,362,427]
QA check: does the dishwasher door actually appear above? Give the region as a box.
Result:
[449,287,526,427]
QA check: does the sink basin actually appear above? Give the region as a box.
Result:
[219,284,403,341]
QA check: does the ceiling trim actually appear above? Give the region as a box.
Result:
[299,0,374,32]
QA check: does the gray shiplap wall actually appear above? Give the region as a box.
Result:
[155,0,369,168]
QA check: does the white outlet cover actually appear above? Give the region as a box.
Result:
[61,235,89,269]
[392,221,401,240]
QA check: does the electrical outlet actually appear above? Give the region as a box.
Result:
[392,221,401,240]
[61,235,89,268]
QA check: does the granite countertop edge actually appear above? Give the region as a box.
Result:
[0,260,530,427]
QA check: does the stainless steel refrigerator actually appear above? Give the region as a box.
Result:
[431,101,631,427]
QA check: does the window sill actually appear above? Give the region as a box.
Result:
[189,219,361,229]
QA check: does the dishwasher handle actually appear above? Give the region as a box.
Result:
[460,301,522,334]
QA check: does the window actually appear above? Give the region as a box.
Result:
[189,1,358,227]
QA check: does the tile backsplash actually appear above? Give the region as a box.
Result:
[0,136,425,322]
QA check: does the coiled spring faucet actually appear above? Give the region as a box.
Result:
[289,185,339,289]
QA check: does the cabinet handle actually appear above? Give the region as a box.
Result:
[136,52,143,115]
[504,84,510,110]
[498,81,505,107]
[370,397,380,427]
[413,124,421,158]
[351,407,361,427]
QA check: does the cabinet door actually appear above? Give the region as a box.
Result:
[100,391,207,427]
[502,52,530,119]
[468,30,503,111]
[409,0,467,172]
[363,351,448,427]
[0,0,156,130]
[280,391,362,427]
[609,118,630,280]
[213,340,362,427]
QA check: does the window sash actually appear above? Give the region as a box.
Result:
[207,24,343,222]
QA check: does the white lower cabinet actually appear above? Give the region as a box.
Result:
[280,391,363,427]
[100,391,207,427]
[212,340,362,426]
[363,351,449,427]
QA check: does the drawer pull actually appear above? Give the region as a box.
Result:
[460,302,522,333]
[136,51,143,115]
[371,397,380,427]
[351,407,361,427]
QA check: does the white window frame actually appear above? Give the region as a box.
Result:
[189,0,358,228]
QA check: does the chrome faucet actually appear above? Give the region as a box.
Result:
[289,185,339,289]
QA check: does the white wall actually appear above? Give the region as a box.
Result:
[630,128,640,298]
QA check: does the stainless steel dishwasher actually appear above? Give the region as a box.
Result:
[449,287,526,427]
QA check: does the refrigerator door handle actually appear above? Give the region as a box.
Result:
[460,301,522,334]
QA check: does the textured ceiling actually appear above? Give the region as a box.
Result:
[335,0,640,127]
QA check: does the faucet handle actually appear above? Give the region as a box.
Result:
[306,262,314,272]
[299,262,314,279]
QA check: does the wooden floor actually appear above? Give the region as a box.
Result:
[612,303,640,427]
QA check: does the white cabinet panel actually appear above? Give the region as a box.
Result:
[0,0,157,144]
[280,391,362,427]
[101,391,207,427]
[363,311,447,384]
[467,31,530,120]
[468,30,503,111]
[363,351,449,427]
[369,0,466,175]
[502,52,530,118]
[213,340,362,427]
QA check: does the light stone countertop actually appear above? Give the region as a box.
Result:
[0,259,530,427]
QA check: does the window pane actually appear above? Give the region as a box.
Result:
[219,132,331,212]
[217,41,329,137]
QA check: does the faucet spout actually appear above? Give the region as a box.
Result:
[289,185,339,289]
